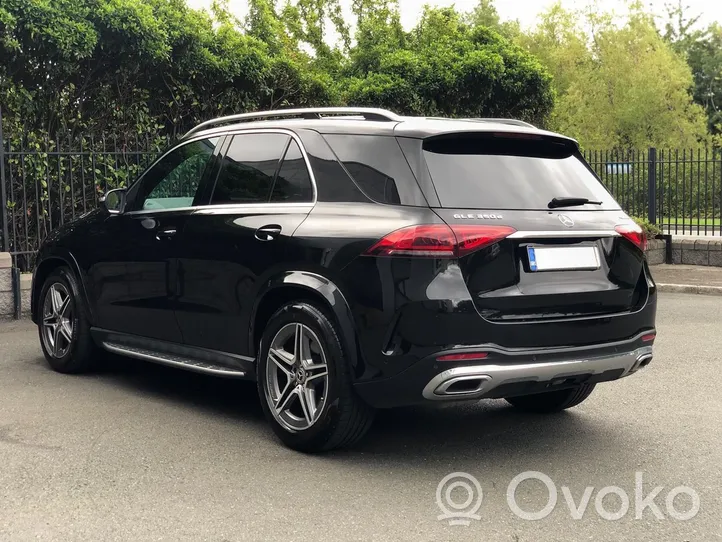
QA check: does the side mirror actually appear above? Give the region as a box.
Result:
[101,188,127,214]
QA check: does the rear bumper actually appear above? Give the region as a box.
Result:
[421,345,653,401]
[353,331,655,408]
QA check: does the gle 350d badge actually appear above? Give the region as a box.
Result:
[453,213,504,220]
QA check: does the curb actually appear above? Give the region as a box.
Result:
[657,283,722,296]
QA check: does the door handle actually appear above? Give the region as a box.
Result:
[156,227,177,240]
[255,224,282,242]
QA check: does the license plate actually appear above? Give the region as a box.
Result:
[527,246,600,272]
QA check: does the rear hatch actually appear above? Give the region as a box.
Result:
[419,131,649,322]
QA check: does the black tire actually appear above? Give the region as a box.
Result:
[37,267,100,374]
[257,301,374,452]
[505,383,596,413]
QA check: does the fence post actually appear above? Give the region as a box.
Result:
[647,147,657,224]
[0,106,8,252]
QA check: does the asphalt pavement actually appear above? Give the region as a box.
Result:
[1,293,720,541]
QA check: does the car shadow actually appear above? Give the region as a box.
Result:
[88,355,631,466]
[97,354,266,424]
[355,403,599,456]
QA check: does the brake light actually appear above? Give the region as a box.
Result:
[491,132,543,140]
[642,333,656,343]
[365,225,516,258]
[615,224,647,252]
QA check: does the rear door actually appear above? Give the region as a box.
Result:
[174,130,315,356]
[417,132,648,323]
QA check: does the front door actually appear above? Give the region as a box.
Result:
[89,136,221,342]
[174,131,315,355]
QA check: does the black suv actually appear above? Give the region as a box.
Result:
[32,108,657,451]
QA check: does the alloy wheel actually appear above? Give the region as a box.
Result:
[265,322,329,432]
[41,283,74,359]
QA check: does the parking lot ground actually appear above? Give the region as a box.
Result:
[1,293,721,542]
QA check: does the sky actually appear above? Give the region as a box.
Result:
[186,0,722,30]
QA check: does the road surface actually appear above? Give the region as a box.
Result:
[0,293,720,541]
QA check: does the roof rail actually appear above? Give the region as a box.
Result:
[183,107,403,138]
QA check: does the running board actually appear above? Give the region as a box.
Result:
[101,341,250,379]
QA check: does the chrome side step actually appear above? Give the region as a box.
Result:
[102,342,248,378]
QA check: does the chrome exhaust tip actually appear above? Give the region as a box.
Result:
[432,375,492,397]
[628,353,653,374]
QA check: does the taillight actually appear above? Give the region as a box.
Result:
[364,224,516,258]
[453,225,516,257]
[615,224,647,252]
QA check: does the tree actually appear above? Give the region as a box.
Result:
[343,6,554,124]
[468,0,500,28]
[0,0,557,144]
[686,24,722,139]
[0,0,272,139]
[663,0,701,51]
[465,0,521,39]
[0,0,347,141]
[246,0,339,109]
[663,1,722,139]
[519,3,590,99]
[520,2,708,149]
[280,0,349,62]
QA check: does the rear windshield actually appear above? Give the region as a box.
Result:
[422,133,619,210]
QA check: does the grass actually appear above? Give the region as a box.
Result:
[661,218,722,227]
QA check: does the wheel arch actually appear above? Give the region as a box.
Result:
[250,271,363,379]
[32,251,92,325]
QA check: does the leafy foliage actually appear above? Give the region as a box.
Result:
[521,2,709,149]
[1,0,719,150]
[664,1,722,143]
[343,5,554,124]
[0,0,555,144]
[0,0,339,144]
[632,217,663,237]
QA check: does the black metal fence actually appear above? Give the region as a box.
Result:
[2,107,722,270]
[0,109,168,270]
[582,148,722,236]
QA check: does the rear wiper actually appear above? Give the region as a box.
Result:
[548,197,602,209]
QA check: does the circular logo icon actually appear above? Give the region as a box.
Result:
[436,472,483,526]
[558,214,575,228]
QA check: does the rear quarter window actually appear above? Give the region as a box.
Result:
[323,134,428,206]
[422,133,619,210]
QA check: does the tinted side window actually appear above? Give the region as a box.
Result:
[211,133,289,204]
[323,134,427,206]
[302,131,370,203]
[271,140,314,203]
[130,138,218,211]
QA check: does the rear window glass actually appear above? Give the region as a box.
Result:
[423,134,619,210]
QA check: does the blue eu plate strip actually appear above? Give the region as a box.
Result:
[527,246,537,271]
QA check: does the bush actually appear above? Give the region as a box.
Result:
[632,216,663,237]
